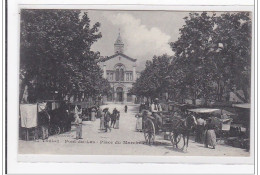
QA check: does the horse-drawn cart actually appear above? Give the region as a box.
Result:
[142,102,197,151]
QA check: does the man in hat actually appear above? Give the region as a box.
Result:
[103,108,111,132]
[150,98,163,130]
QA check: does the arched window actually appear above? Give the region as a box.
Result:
[120,68,124,81]
[114,64,125,82]
[115,69,119,81]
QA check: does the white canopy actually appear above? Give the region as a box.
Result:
[232,103,251,109]
[188,108,220,113]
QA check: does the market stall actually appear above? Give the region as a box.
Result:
[19,100,71,141]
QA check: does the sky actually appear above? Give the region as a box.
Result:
[85,10,195,70]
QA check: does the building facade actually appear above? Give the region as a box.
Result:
[99,33,140,103]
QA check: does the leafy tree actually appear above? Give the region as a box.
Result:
[210,12,251,102]
[134,12,251,104]
[170,12,216,104]
[131,54,173,99]
[169,12,251,104]
[20,9,110,103]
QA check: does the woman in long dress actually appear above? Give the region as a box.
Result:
[114,111,120,129]
[100,110,105,130]
[204,118,217,149]
[91,107,96,121]
[135,113,142,132]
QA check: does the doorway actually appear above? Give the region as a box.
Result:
[116,87,123,102]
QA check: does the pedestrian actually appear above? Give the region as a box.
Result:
[103,108,111,132]
[195,116,206,143]
[63,101,71,132]
[96,106,101,118]
[91,107,96,121]
[111,108,117,128]
[74,105,82,118]
[75,112,83,140]
[150,98,163,130]
[204,118,217,149]
[114,111,120,129]
[97,107,105,130]
[135,112,142,132]
[125,105,128,113]
[100,112,105,130]
[38,105,50,140]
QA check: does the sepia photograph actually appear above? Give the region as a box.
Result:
[18,9,252,157]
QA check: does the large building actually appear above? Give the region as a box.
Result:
[99,33,140,103]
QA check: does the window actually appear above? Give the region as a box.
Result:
[114,64,125,82]
[120,68,124,81]
[115,69,119,81]
[126,73,129,81]
[129,73,133,81]
[107,72,113,81]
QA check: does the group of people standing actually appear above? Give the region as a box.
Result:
[99,107,120,132]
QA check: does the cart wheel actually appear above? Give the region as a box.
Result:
[175,134,184,149]
[144,119,155,145]
[49,125,61,135]
[49,126,55,135]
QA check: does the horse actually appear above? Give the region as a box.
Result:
[172,114,197,152]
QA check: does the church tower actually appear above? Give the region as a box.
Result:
[114,31,124,54]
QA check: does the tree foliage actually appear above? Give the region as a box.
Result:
[131,55,173,98]
[133,12,251,104]
[20,9,111,102]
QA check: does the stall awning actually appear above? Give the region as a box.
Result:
[188,108,235,116]
[188,108,220,113]
[232,103,251,109]
[214,109,236,116]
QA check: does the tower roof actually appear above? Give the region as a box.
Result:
[114,32,124,45]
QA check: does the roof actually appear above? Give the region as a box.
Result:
[232,103,251,109]
[100,53,137,62]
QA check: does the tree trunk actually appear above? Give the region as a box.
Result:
[19,82,26,103]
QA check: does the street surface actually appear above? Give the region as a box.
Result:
[19,104,250,156]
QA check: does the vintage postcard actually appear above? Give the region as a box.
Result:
[17,8,253,159]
